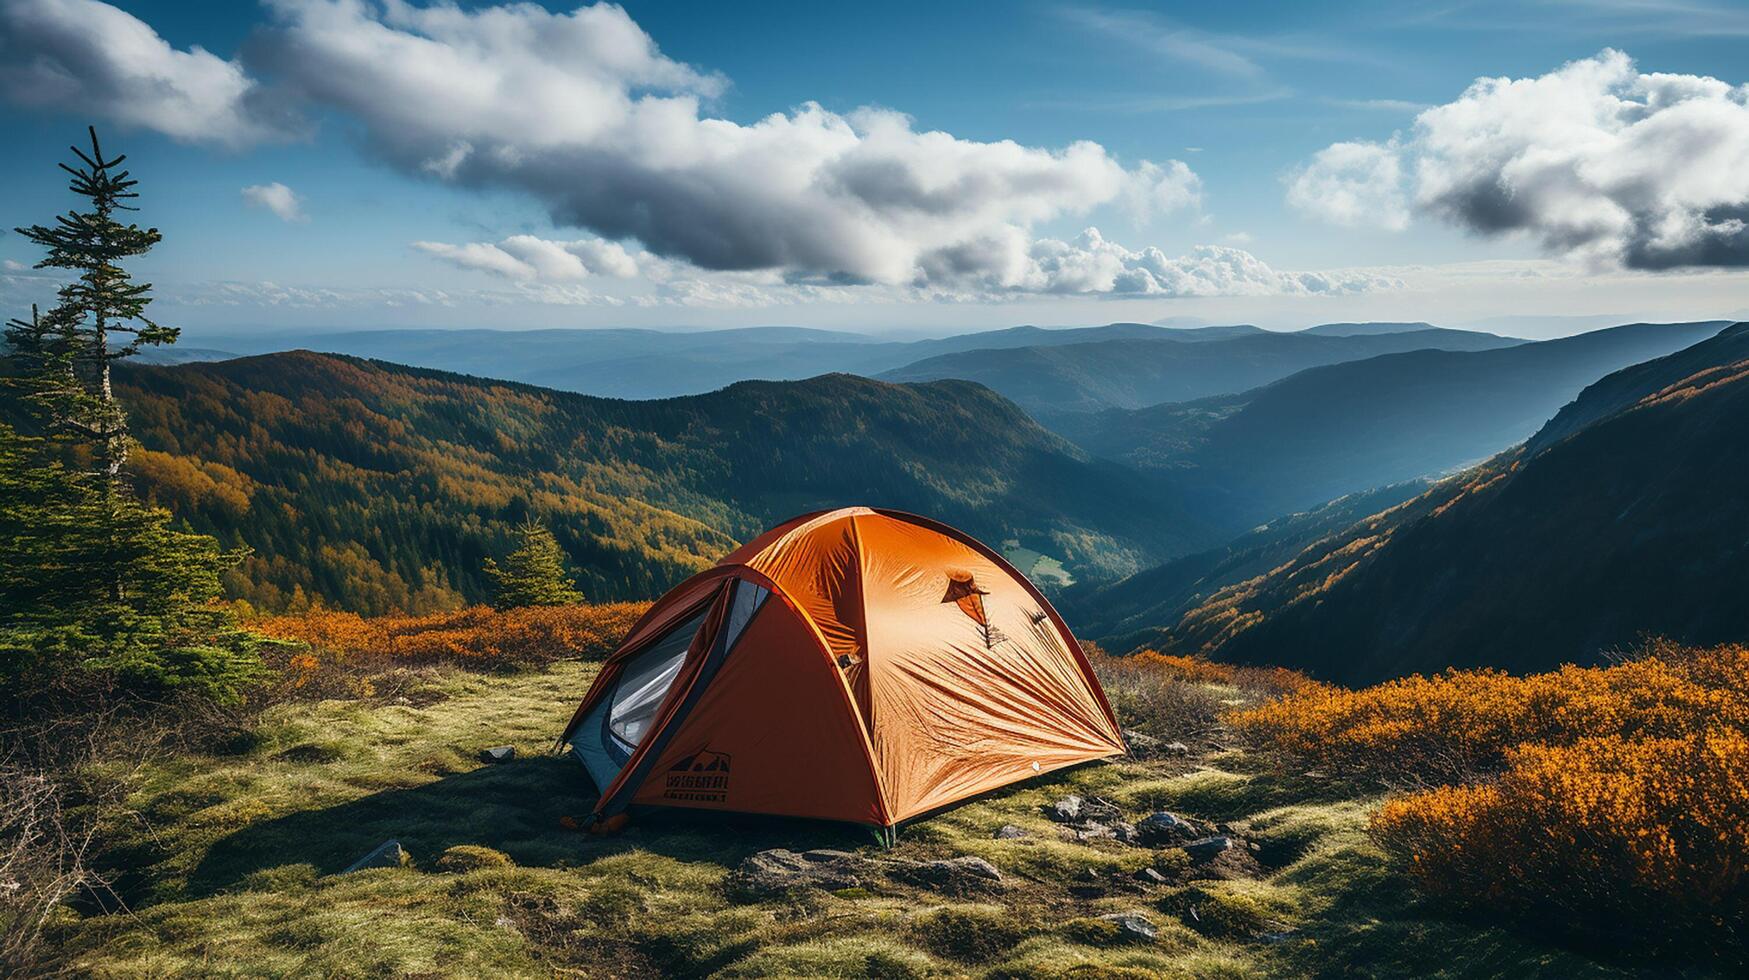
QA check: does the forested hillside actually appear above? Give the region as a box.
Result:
[1125,323,1749,683]
[117,352,1206,614]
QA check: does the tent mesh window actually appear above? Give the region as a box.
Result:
[607,605,709,752]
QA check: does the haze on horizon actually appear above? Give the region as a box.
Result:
[3,0,1749,339]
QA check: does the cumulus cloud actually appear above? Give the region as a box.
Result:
[241,182,306,222]
[413,234,641,281]
[245,0,1209,288]
[0,0,293,147]
[994,228,1397,297]
[1285,141,1408,230]
[1293,50,1749,269]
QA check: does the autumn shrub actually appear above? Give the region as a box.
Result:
[1230,640,1749,783]
[1374,731,1749,959]
[252,602,649,692]
[1089,647,1317,736]
[1236,640,1749,962]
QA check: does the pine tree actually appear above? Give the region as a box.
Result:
[1,131,261,703]
[484,522,585,609]
[7,127,175,488]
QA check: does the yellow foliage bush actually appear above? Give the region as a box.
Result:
[254,602,649,684]
[1234,640,1749,959]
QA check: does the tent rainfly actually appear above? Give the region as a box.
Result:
[558,507,1125,831]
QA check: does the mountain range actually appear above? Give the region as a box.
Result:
[1107,321,1749,683]
[878,327,1521,418]
[117,352,1210,614]
[1058,320,1732,525]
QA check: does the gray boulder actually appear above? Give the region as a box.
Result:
[1099,911,1159,943]
[478,745,516,764]
[892,855,1003,893]
[726,848,861,900]
[993,824,1030,839]
[1136,811,1205,846]
[1181,835,1234,863]
[343,840,408,873]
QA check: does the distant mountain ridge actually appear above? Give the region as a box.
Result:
[879,328,1521,419]
[116,352,1213,614]
[1121,321,1749,683]
[1060,320,1733,525]
[189,322,1244,401]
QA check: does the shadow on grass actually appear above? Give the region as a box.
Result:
[187,756,871,898]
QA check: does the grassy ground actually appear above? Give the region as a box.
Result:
[53,663,1649,978]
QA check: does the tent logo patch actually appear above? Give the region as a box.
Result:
[663,748,731,802]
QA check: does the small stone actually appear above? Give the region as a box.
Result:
[726,848,861,901]
[1122,729,1162,754]
[478,745,515,764]
[1162,741,1193,756]
[1132,867,1168,884]
[892,856,1003,893]
[1181,836,1234,863]
[1109,821,1140,845]
[1079,797,1123,824]
[1098,911,1159,943]
[993,824,1030,839]
[342,840,408,873]
[1135,811,1204,846]
[1046,795,1084,823]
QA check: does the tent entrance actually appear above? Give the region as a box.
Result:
[571,602,711,794]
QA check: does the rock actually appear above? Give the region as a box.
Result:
[1046,795,1083,823]
[478,745,515,764]
[1181,836,1234,863]
[1135,811,1204,846]
[800,848,859,862]
[1122,729,1161,754]
[892,856,1003,893]
[726,848,861,900]
[1109,822,1140,845]
[1098,911,1159,944]
[1162,741,1193,756]
[1131,867,1169,884]
[993,824,1030,839]
[1079,797,1123,824]
[343,840,408,873]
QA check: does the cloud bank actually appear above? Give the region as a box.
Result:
[0,0,1388,303]
[1292,50,1749,269]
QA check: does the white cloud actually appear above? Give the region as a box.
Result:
[1285,140,1409,230]
[241,182,307,222]
[1293,50,1749,268]
[2,259,26,271]
[0,0,293,147]
[251,0,1204,289]
[413,234,641,281]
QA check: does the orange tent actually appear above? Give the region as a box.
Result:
[559,507,1125,830]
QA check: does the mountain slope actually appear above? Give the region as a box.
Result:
[878,328,1521,419]
[1064,321,1732,523]
[1298,321,1438,336]
[117,352,1208,614]
[1131,322,1749,683]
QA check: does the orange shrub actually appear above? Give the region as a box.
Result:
[254,602,650,676]
[1236,640,1749,961]
[1228,641,1749,782]
[1374,730,1749,957]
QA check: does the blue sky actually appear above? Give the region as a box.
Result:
[3,0,1748,338]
